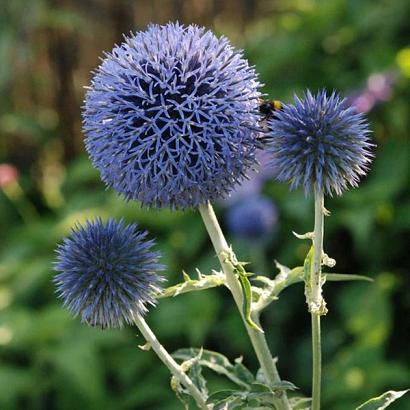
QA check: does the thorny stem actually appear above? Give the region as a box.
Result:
[199,202,291,410]
[311,189,325,410]
[132,313,209,410]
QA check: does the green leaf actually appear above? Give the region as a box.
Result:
[251,380,298,393]
[355,389,409,409]
[251,383,272,393]
[207,389,241,402]
[228,258,263,332]
[238,268,263,332]
[188,361,208,397]
[303,246,314,281]
[325,273,374,282]
[270,381,298,391]
[242,407,272,410]
[207,390,247,409]
[289,396,312,410]
[233,358,255,385]
[173,348,254,389]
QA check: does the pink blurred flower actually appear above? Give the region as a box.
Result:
[349,71,397,113]
[0,164,19,188]
[351,91,376,113]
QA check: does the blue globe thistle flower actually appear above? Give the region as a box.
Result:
[54,218,165,328]
[265,90,373,196]
[227,196,278,240]
[83,22,262,209]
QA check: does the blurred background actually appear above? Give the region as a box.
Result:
[0,0,409,409]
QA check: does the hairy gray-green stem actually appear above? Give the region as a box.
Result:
[132,314,209,409]
[199,202,291,410]
[311,189,325,410]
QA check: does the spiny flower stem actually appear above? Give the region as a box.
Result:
[132,313,209,410]
[311,189,325,410]
[199,202,291,410]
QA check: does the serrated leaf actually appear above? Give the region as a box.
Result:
[159,272,224,298]
[173,348,253,389]
[325,273,374,282]
[355,389,409,409]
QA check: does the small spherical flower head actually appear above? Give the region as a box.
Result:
[83,22,262,209]
[265,90,373,196]
[54,218,165,328]
[227,196,278,240]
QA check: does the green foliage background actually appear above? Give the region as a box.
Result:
[0,0,409,409]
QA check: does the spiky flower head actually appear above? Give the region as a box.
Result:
[54,218,165,328]
[83,22,262,209]
[265,90,373,196]
[227,196,278,240]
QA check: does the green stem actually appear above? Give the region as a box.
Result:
[311,189,324,410]
[311,313,321,410]
[132,313,209,410]
[199,202,291,410]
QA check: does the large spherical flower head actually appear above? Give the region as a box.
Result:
[265,90,373,196]
[83,22,262,209]
[54,218,165,328]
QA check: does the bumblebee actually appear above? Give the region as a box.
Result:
[258,99,283,121]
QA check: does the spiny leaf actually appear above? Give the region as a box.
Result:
[293,231,314,240]
[158,271,224,298]
[355,389,409,409]
[137,341,151,351]
[182,270,191,282]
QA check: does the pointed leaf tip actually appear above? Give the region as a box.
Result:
[355,389,409,409]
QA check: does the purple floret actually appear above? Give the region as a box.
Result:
[54,218,165,328]
[83,22,262,209]
[265,90,373,196]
